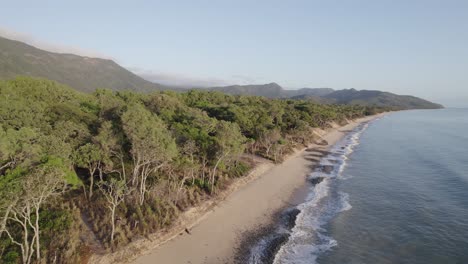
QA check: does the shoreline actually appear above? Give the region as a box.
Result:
[90,113,386,264]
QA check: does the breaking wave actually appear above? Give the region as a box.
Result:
[246,121,373,264]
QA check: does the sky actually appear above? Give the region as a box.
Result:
[1,0,467,107]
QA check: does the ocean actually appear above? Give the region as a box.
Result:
[247,109,468,264]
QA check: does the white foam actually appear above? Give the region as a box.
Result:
[271,121,372,264]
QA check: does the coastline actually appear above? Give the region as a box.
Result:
[90,113,386,264]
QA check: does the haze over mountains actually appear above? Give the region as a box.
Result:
[0,36,442,109]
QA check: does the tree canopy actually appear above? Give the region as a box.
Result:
[0,77,387,263]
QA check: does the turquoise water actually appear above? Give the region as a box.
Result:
[318,109,468,264]
[248,109,468,264]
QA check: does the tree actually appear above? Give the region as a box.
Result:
[259,129,281,158]
[170,140,201,205]
[0,127,41,174]
[0,158,69,263]
[121,104,177,205]
[93,121,125,181]
[73,143,103,198]
[209,121,245,193]
[97,178,128,243]
[51,120,91,149]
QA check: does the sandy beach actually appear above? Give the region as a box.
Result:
[124,114,383,264]
[89,114,384,264]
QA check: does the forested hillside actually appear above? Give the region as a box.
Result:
[322,88,444,109]
[0,36,166,93]
[0,77,386,263]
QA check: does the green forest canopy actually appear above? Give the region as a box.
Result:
[0,77,387,263]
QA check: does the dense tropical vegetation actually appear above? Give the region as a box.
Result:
[0,77,387,263]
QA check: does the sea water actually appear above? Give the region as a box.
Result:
[248,109,468,264]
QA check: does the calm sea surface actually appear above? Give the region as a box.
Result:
[318,109,468,264]
[249,109,468,264]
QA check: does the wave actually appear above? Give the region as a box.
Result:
[245,121,373,264]
[273,122,370,264]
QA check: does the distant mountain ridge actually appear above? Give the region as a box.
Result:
[0,36,167,93]
[209,82,335,98]
[209,84,443,109]
[0,36,442,109]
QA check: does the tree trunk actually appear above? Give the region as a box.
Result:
[89,174,94,199]
[98,161,103,181]
[120,154,126,182]
[132,164,140,186]
[175,175,188,205]
[23,225,30,264]
[0,161,13,172]
[138,166,148,206]
[34,206,41,262]
[110,206,116,242]
[201,157,207,185]
[210,154,226,194]
[82,184,88,199]
[131,153,140,186]
[266,144,271,157]
[89,167,96,198]
[23,211,33,264]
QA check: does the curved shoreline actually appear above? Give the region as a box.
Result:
[256,120,375,264]
[91,113,386,264]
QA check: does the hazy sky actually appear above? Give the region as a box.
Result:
[1,0,467,107]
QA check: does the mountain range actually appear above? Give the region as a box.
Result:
[208,82,335,98]
[208,83,442,109]
[0,36,166,93]
[0,36,443,109]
